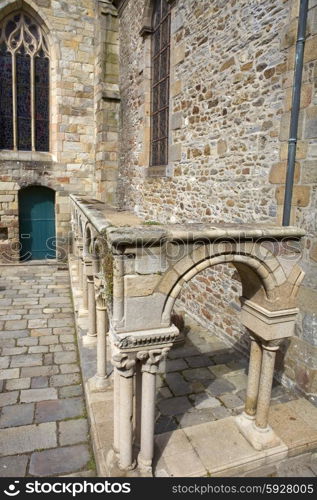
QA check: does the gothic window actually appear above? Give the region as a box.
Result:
[151,0,170,167]
[0,12,50,152]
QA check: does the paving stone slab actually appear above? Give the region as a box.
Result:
[0,368,20,380]
[176,408,217,428]
[0,455,29,477]
[155,415,178,434]
[205,378,236,396]
[0,403,34,428]
[189,393,221,410]
[185,355,214,368]
[59,418,88,446]
[2,347,28,356]
[6,377,31,391]
[183,367,214,382]
[2,330,29,339]
[20,388,58,403]
[35,397,84,423]
[60,363,80,374]
[31,376,49,389]
[165,358,188,372]
[0,356,10,369]
[165,373,192,396]
[218,393,244,409]
[0,422,57,455]
[21,365,59,378]
[10,354,43,368]
[54,351,77,364]
[50,373,81,387]
[59,385,83,398]
[0,391,19,407]
[29,444,90,476]
[158,396,192,416]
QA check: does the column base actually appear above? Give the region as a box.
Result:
[235,412,283,451]
[88,374,109,392]
[137,454,153,476]
[82,334,97,346]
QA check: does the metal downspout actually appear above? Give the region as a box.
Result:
[282,0,309,226]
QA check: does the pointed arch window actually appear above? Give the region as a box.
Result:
[150,0,170,167]
[0,12,50,152]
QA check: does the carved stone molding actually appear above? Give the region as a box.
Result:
[137,348,169,373]
[112,353,135,377]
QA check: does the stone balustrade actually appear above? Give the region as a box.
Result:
[70,194,305,475]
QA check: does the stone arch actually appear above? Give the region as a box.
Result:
[158,248,286,324]
[140,0,155,35]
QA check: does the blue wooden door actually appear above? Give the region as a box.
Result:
[19,186,56,261]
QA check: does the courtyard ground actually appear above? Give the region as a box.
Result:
[0,264,95,477]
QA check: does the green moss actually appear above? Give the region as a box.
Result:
[142,220,161,226]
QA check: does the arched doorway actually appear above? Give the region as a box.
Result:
[19,186,56,261]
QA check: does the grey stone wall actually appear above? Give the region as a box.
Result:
[117,0,317,396]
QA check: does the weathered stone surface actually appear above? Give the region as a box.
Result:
[59,418,88,445]
[0,403,34,428]
[29,444,90,476]
[158,396,192,416]
[0,422,57,455]
[0,455,29,477]
[20,388,58,403]
[35,397,84,423]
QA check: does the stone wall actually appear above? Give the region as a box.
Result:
[116,0,317,396]
[0,0,109,261]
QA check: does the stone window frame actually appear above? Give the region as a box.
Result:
[140,0,177,178]
[0,2,58,163]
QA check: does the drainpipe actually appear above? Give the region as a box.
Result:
[282,0,309,226]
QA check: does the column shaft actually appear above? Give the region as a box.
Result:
[119,374,134,469]
[245,337,262,417]
[139,370,156,468]
[96,306,107,378]
[87,277,96,338]
[255,346,277,429]
[113,368,120,454]
[82,261,88,309]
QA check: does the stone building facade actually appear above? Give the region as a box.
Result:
[114,0,317,397]
[0,0,316,398]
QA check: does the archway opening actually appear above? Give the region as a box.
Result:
[19,185,56,261]
[154,262,295,440]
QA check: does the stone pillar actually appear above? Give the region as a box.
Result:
[89,278,109,390]
[112,353,136,470]
[82,258,88,310]
[255,342,279,430]
[77,242,83,285]
[245,336,262,417]
[137,349,169,473]
[113,367,120,455]
[87,274,97,340]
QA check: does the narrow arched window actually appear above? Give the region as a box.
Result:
[151,0,170,167]
[0,12,50,152]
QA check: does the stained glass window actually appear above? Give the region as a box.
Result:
[0,43,14,150]
[0,12,50,152]
[151,0,171,167]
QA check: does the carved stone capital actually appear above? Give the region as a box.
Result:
[262,339,283,352]
[112,353,135,377]
[137,348,169,374]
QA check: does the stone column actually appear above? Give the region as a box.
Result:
[255,342,280,430]
[87,274,97,340]
[137,349,169,473]
[112,353,136,470]
[245,335,262,417]
[112,254,124,324]
[82,257,88,310]
[77,242,83,285]
[113,367,120,455]
[89,279,109,389]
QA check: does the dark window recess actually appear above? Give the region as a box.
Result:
[150,0,170,167]
[0,44,14,150]
[0,228,8,241]
[35,52,50,152]
[16,50,32,151]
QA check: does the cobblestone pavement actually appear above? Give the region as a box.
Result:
[0,264,95,477]
[155,315,299,434]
